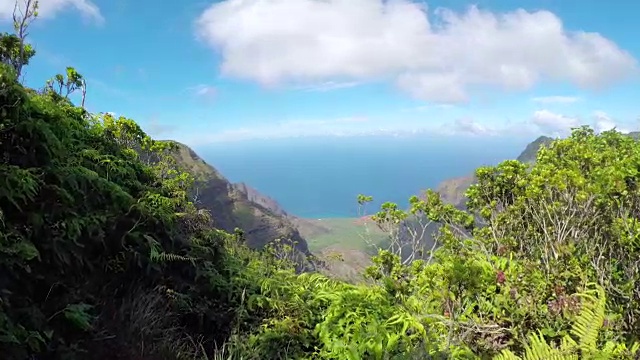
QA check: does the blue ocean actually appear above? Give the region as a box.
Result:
[195,135,531,218]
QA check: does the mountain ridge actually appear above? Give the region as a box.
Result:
[516,135,554,163]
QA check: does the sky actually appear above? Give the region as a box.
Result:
[1,0,640,145]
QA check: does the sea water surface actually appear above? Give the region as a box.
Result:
[196,135,530,218]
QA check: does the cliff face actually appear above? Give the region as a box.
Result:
[171,143,310,255]
[232,182,289,217]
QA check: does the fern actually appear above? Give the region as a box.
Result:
[145,234,196,264]
[493,284,638,360]
[571,285,606,353]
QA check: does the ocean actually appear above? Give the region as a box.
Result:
[196,135,530,219]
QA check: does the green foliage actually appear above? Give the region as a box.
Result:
[0,45,252,358]
[494,285,640,360]
[45,66,86,102]
[6,0,39,79]
[0,32,35,75]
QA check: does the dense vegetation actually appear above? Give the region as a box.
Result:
[3,3,640,359]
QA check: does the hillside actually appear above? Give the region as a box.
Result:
[434,174,476,208]
[516,135,554,163]
[171,142,311,255]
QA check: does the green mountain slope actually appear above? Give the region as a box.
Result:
[516,135,554,163]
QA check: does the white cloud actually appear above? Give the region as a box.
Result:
[436,117,541,137]
[593,111,616,132]
[176,116,468,144]
[189,84,217,99]
[449,110,634,138]
[451,118,496,136]
[0,0,104,23]
[592,111,630,134]
[401,104,456,112]
[187,116,371,143]
[145,118,177,136]
[295,81,361,92]
[531,109,580,136]
[531,96,581,104]
[179,114,554,144]
[195,0,637,103]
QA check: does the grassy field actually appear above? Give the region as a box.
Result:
[291,216,389,282]
[293,217,388,254]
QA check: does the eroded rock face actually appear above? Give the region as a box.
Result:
[171,142,310,255]
[232,182,288,217]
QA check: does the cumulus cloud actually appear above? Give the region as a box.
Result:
[195,0,637,103]
[0,0,104,23]
[531,109,580,136]
[531,96,581,104]
[182,114,555,144]
[451,110,633,138]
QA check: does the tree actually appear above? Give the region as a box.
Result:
[45,67,87,106]
[462,127,640,333]
[356,127,640,357]
[357,190,472,265]
[9,0,38,79]
[0,32,35,78]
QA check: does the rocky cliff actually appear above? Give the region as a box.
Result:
[171,143,311,255]
[232,182,289,217]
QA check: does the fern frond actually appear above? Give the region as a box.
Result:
[153,251,195,263]
[145,234,196,264]
[495,348,521,360]
[571,284,606,351]
[494,284,609,360]
[522,331,556,360]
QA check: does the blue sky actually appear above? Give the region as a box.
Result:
[2,0,639,145]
